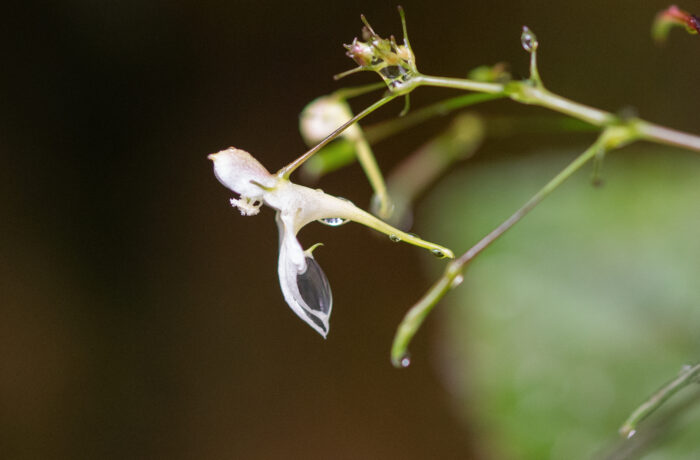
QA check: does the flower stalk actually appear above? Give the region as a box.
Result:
[619,362,700,438]
[391,127,637,366]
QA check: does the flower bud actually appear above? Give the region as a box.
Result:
[299,96,361,146]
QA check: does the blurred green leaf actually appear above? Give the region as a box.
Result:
[423,147,700,459]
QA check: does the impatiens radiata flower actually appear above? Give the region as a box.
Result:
[209,147,453,337]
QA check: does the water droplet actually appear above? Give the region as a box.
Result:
[450,274,464,288]
[626,429,636,440]
[318,217,348,227]
[521,26,538,53]
[399,354,411,368]
[431,249,445,258]
[390,234,401,242]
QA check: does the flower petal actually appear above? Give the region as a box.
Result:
[209,148,277,200]
[276,212,332,337]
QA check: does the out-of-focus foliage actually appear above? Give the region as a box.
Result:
[424,147,700,459]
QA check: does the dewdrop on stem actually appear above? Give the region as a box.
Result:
[521,26,538,53]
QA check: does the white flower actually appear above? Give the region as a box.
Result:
[209,147,453,337]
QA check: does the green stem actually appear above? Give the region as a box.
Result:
[636,121,700,152]
[455,134,608,265]
[415,74,504,94]
[512,84,615,126]
[417,75,614,126]
[415,75,700,153]
[391,262,460,367]
[333,82,386,99]
[391,130,625,367]
[278,93,399,178]
[354,135,392,218]
[619,362,700,438]
[365,93,504,143]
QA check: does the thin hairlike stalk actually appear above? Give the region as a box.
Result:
[333,81,386,99]
[278,93,399,179]
[455,133,614,265]
[365,93,504,142]
[619,362,700,438]
[391,130,627,367]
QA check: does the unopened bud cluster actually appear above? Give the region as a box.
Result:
[339,14,418,92]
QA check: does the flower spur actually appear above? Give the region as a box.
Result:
[209,147,453,337]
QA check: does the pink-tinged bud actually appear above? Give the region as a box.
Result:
[666,5,690,22]
[337,11,419,91]
[344,39,374,67]
[653,5,699,42]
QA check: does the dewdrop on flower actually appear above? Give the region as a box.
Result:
[209,147,454,337]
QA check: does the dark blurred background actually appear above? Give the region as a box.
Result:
[2,1,698,458]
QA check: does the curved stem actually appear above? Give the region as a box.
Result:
[391,131,619,367]
[391,266,456,367]
[619,362,700,438]
[456,134,607,264]
[327,196,454,258]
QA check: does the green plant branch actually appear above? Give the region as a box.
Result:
[619,362,700,438]
[287,17,700,366]
[415,74,616,127]
[293,27,700,186]
[382,27,700,365]
[303,109,594,181]
[391,126,638,367]
[412,73,700,153]
[636,122,700,151]
[365,93,504,142]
